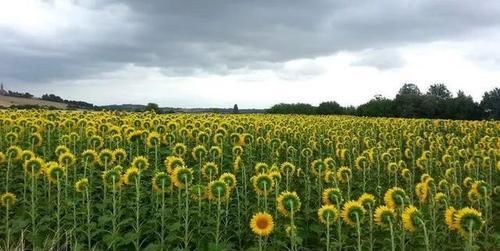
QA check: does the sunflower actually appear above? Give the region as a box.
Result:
[401,168,411,181]
[454,207,483,237]
[336,166,351,183]
[462,177,473,188]
[384,187,407,209]
[165,156,185,174]
[190,184,207,201]
[232,145,243,156]
[0,192,16,208]
[322,188,343,205]
[112,149,127,164]
[209,146,222,159]
[75,178,89,192]
[102,168,123,189]
[172,166,193,189]
[146,132,161,148]
[23,157,45,176]
[6,146,22,161]
[358,193,376,209]
[341,200,365,227]
[276,191,301,217]
[173,143,187,157]
[374,205,395,228]
[152,172,172,193]
[444,207,457,231]
[254,162,269,174]
[280,162,295,177]
[471,180,489,197]
[59,152,76,167]
[46,163,66,183]
[318,205,340,225]
[355,156,369,170]
[208,180,230,201]
[54,145,70,157]
[310,159,327,177]
[132,156,149,170]
[98,149,115,167]
[192,145,207,160]
[402,205,421,232]
[123,167,140,185]
[219,172,237,191]
[201,162,219,179]
[252,173,274,196]
[415,182,429,203]
[233,156,242,172]
[434,192,447,206]
[250,212,274,237]
[82,149,98,165]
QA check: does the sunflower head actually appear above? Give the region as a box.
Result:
[402,205,422,233]
[192,145,207,160]
[172,167,194,189]
[59,152,76,167]
[471,180,489,197]
[132,156,149,170]
[152,172,172,193]
[47,163,66,183]
[112,149,127,164]
[208,180,230,201]
[463,177,473,188]
[23,157,45,176]
[280,162,296,176]
[232,145,243,156]
[82,149,98,165]
[454,207,483,238]
[0,192,16,208]
[401,168,411,180]
[102,168,123,189]
[250,212,274,237]
[444,207,457,231]
[209,146,222,158]
[318,205,340,225]
[21,150,35,162]
[201,162,219,179]
[173,143,187,157]
[123,166,140,185]
[6,146,22,161]
[219,172,237,191]
[165,156,185,174]
[252,173,275,196]
[322,188,343,205]
[310,159,327,176]
[336,166,351,183]
[277,191,301,217]
[355,156,369,170]
[341,200,366,227]
[75,178,89,193]
[146,132,161,148]
[98,149,115,167]
[190,184,207,201]
[358,193,376,209]
[254,162,269,174]
[384,187,407,209]
[415,182,429,203]
[374,205,396,228]
[54,145,70,157]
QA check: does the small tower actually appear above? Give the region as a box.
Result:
[0,83,6,95]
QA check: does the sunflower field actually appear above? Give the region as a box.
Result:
[0,110,498,251]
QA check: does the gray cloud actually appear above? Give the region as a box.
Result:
[2,0,500,83]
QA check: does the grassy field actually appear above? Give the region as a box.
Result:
[0,96,67,109]
[0,110,498,250]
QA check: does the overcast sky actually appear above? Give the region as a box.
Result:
[1,0,499,108]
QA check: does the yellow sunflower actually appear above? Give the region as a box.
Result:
[250,212,274,237]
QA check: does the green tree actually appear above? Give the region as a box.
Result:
[480,88,500,119]
[233,104,239,114]
[317,101,344,115]
[145,103,160,113]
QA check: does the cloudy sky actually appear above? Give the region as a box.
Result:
[1,0,499,108]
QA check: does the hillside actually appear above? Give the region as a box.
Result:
[0,95,67,109]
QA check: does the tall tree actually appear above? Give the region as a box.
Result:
[317,101,343,115]
[233,104,239,114]
[480,88,500,119]
[427,83,452,99]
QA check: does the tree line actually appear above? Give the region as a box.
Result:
[267,84,500,120]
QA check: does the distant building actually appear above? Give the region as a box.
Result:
[0,83,7,95]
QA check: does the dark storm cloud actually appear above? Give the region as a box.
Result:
[2,0,500,83]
